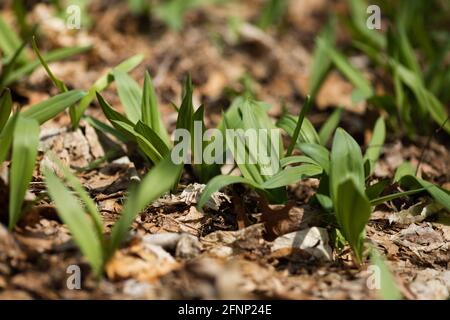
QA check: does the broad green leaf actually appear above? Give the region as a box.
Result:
[335,178,372,262]
[5,45,91,85]
[0,88,12,132]
[370,248,402,300]
[363,117,386,176]
[261,164,322,189]
[141,71,170,145]
[96,92,136,141]
[73,54,143,127]
[44,168,104,276]
[21,90,86,124]
[318,107,343,145]
[114,69,142,123]
[111,119,163,164]
[134,120,170,159]
[330,128,365,203]
[365,178,390,200]
[8,116,39,229]
[277,114,320,145]
[197,175,263,209]
[109,154,183,256]
[298,143,330,174]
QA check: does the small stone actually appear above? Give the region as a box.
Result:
[271,227,332,261]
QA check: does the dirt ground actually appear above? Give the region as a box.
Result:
[0,0,449,300]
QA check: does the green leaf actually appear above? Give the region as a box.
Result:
[21,90,86,124]
[321,39,374,100]
[393,62,450,133]
[5,45,91,85]
[370,188,426,206]
[197,175,263,209]
[114,69,142,123]
[277,114,320,146]
[0,14,27,63]
[141,71,170,145]
[310,16,336,99]
[32,37,68,93]
[330,128,365,203]
[44,167,104,276]
[109,154,183,256]
[399,176,450,211]
[363,117,386,176]
[0,88,13,133]
[0,112,18,163]
[48,153,104,238]
[286,95,312,156]
[176,75,194,131]
[318,107,343,145]
[72,54,143,127]
[8,116,39,229]
[335,178,371,262]
[280,155,320,168]
[261,164,322,189]
[298,143,330,174]
[370,248,402,300]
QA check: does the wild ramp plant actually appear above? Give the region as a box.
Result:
[44,152,182,276]
[0,88,86,229]
[97,73,221,183]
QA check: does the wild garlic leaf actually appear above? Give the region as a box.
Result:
[8,116,39,229]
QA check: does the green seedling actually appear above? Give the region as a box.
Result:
[0,88,86,229]
[44,152,183,276]
[198,97,323,208]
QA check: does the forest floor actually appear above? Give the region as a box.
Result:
[0,0,449,299]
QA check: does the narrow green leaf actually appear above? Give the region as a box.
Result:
[72,54,143,127]
[261,164,322,189]
[0,88,13,132]
[286,95,312,156]
[370,248,403,300]
[8,116,39,229]
[109,154,183,256]
[5,45,91,85]
[44,168,104,276]
[310,16,336,99]
[197,175,263,210]
[21,90,86,124]
[48,153,104,238]
[0,112,18,163]
[318,107,343,145]
[363,117,385,176]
